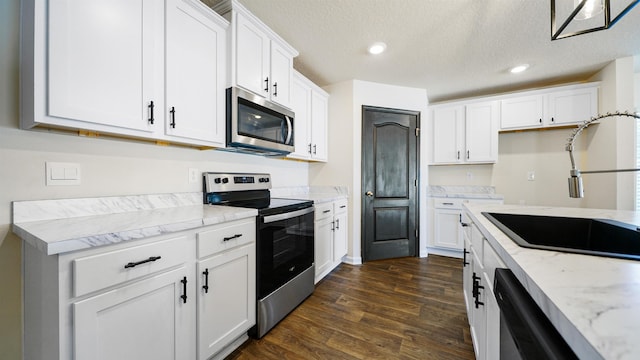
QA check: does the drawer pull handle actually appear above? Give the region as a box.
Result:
[442,202,454,205]
[223,234,242,242]
[340,205,346,209]
[180,277,188,304]
[202,269,209,294]
[323,209,331,214]
[124,256,162,269]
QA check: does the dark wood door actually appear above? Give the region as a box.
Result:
[362,106,419,261]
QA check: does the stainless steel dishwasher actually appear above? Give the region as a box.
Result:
[493,268,578,360]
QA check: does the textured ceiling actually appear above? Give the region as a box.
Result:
[232,0,640,102]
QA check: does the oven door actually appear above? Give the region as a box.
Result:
[257,207,314,299]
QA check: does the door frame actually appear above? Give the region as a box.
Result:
[360,105,420,262]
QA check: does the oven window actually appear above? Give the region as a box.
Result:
[238,97,292,145]
[257,211,314,298]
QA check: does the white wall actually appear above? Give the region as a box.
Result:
[311,80,429,263]
[0,1,308,358]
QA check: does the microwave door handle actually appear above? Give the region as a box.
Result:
[284,116,293,145]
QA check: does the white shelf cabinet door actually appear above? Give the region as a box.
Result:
[333,207,348,262]
[197,243,256,360]
[73,266,194,360]
[431,106,464,164]
[462,236,473,319]
[471,251,487,360]
[433,209,463,250]
[165,0,227,145]
[500,95,544,130]
[289,74,312,160]
[235,13,270,98]
[314,214,334,284]
[465,101,498,163]
[45,0,162,133]
[269,41,293,108]
[310,90,329,161]
[547,87,598,126]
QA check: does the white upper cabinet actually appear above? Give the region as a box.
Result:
[500,95,544,130]
[547,86,598,126]
[215,0,298,109]
[165,0,227,145]
[289,71,329,162]
[466,101,499,163]
[21,0,228,147]
[34,0,162,134]
[431,101,498,165]
[499,83,598,131]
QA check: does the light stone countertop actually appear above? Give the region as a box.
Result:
[12,193,257,255]
[464,203,640,360]
[428,185,504,200]
[271,185,349,204]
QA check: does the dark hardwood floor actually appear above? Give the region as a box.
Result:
[227,255,475,359]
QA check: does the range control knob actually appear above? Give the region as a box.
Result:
[214,178,221,184]
[221,178,229,184]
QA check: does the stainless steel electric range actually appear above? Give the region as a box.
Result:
[203,172,314,338]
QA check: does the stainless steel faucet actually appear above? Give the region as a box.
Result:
[565,111,640,198]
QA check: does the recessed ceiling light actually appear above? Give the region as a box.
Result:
[510,64,529,74]
[368,42,387,55]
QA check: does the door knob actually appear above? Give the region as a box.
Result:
[365,191,373,197]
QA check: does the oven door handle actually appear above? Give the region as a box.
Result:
[263,207,314,224]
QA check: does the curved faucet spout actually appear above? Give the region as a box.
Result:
[565,111,640,198]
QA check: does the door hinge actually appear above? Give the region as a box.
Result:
[415,127,420,137]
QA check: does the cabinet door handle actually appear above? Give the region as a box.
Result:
[457,151,460,160]
[264,77,269,92]
[551,117,555,123]
[336,219,340,230]
[467,150,470,159]
[180,277,188,304]
[123,256,161,269]
[202,269,209,294]
[463,249,469,266]
[308,143,312,154]
[148,101,154,124]
[539,118,542,123]
[331,220,335,231]
[273,82,278,97]
[169,107,176,128]
[313,144,317,154]
[223,234,242,242]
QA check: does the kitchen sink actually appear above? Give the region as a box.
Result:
[482,212,640,261]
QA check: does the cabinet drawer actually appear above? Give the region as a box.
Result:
[314,202,334,221]
[334,199,348,214]
[73,235,189,297]
[433,198,463,209]
[197,218,256,259]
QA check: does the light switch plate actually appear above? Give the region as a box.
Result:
[188,168,199,184]
[46,162,81,186]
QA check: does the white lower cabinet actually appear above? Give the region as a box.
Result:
[196,218,256,360]
[23,218,256,360]
[462,210,505,360]
[73,266,193,360]
[314,198,349,283]
[429,197,502,257]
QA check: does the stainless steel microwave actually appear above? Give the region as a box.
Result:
[226,87,295,156]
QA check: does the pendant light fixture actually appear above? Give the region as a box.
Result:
[551,0,640,40]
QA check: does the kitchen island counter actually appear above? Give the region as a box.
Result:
[464,203,640,360]
[12,192,257,255]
